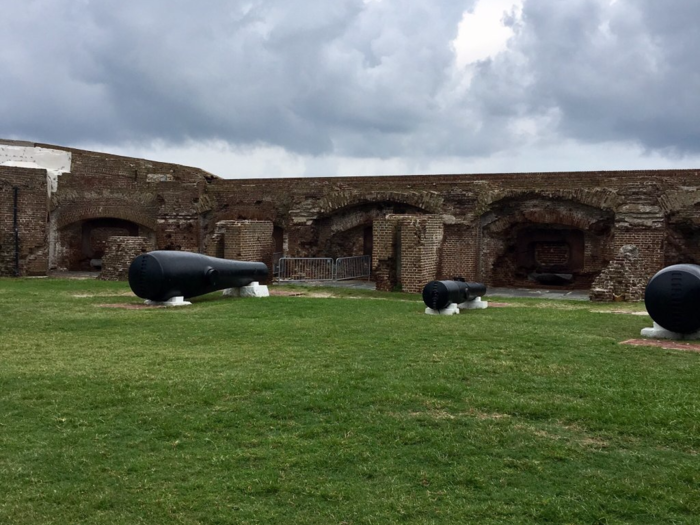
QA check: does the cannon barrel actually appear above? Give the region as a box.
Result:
[422,280,487,311]
[644,264,700,334]
[128,251,268,302]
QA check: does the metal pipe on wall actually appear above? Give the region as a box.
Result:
[13,186,19,276]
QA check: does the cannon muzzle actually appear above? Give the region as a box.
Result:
[422,280,487,311]
[644,264,700,334]
[129,251,269,302]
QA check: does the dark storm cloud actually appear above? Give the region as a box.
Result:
[471,0,700,154]
[0,0,475,156]
[1,0,698,158]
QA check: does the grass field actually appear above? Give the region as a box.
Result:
[0,278,698,524]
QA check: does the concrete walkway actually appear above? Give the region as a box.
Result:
[487,287,589,301]
[274,280,590,301]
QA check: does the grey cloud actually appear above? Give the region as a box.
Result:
[0,0,475,156]
[1,0,698,160]
[471,0,700,155]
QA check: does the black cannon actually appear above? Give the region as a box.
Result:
[422,280,487,311]
[645,264,700,334]
[128,251,268,302]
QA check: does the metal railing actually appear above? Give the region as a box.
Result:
[276,255,372,282]
[278,257,335,281]
[335,255,371,281]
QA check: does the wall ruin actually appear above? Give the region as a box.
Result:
[2,140,700,301]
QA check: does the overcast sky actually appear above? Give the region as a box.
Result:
[2,0,699,178]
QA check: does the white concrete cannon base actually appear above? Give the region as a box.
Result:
[458,297,488,310]
[641,322,700,340]
[424,298,489,316]
[222,282,270,298]
[425,303,460,316]
[144,296,192,307]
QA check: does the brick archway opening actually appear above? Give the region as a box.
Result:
[315,201,425,262]
[481,198,614,288]
[59,218,155,272]
[491,224,587,287]
[665,208,700,266]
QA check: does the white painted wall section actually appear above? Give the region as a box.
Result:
[0,144,72,194]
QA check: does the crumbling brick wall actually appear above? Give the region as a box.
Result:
[0,166,48,276]
[208,220,274,282]
[590,245,647,301]
[8,142,700,302]
[100,236,153,281]
[373,215,444,293]
[371,219,397,291]
[439,223,478,280]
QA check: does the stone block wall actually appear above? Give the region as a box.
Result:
[590,245,647,301]
[100,236,153,281]
[0,166,48,276]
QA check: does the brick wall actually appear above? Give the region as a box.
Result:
[0,166,48,276]
[5,143,700,301]
[611,227,665,280]
[439,224,478,281]
[399,216,444,293]
[100,236,153,281]
[209,220,274,282]
[590,245,647,301]
[372,215,444,292]
[371,219,397,291]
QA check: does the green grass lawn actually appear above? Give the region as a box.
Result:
[0,278,698,524]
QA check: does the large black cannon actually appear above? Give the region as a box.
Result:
[128,251,268,302]
[422,280,487,311]
[645,264,700,334]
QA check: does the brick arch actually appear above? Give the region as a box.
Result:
[479,196,614,289]
[311,199,429,259]
[660,191,700,266]
[658,189,700,215]
[56,205,158,231]
[477,189,617,216]
[318,190,444,216]
[480,196,613,233]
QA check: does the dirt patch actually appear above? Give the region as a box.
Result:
[487,302,512,308]
[72,292,135,298]
[268,289,306,297]
[471,410,511,420]
[594,310,648,316]
[96,303,163,310]
[580,437,610,448]
[620,339,700,353]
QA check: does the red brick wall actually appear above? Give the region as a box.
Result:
[371,219,397,291]
[207,220,274,282]
[372,215,443,293]
[5,143,700,301]
[100,236,153,281]
[438,224,478,281]
[0,167,48,276]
